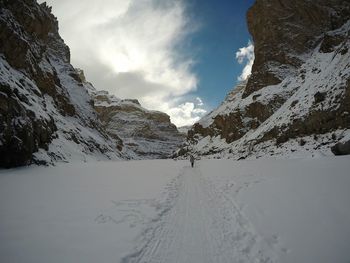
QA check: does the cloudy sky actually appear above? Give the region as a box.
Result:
[42,0,255,127]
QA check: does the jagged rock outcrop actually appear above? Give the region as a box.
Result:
[0,0,125,167]
[88,88,185,159]
[331,140,350,155]
[179,0,350,159]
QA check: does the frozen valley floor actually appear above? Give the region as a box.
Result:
[123,165,276,263]
[0,157,350,263]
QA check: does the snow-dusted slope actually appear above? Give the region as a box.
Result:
[90,88,185,159]
[0,1,131,167]
[180,1,350,159]
[1,157,349,263]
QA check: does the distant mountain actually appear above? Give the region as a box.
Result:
[84,77,184,159]
[177,0,350,159]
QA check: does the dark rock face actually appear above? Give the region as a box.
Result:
[331,140,350,155]
[188,113,245,144]
[0,0,62,167]
[0,83,57,167]
[314,91,326,104]
[0,0,121,167]
[244,0,350,98]
[319,33,347,53]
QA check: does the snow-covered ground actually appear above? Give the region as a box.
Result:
[0,157,349,263]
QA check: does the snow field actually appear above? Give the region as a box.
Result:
[123,165,276,263]
[200,157,350,263]
[1,156,350,263]
[0,160,182,263]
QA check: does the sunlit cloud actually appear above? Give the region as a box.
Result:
[42,0,205,126]
[236,40,254,81]
[167,101,207,127]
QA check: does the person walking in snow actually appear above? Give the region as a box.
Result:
[190,154,195,168]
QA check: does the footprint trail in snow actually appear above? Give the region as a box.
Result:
[122,164,277,263]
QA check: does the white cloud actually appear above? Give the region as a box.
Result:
[167,102,206,127]
[236,41,254,81]
[196,97,204,106]
[42,0,205,126]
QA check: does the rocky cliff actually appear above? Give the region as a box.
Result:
[0,0,127,167]
[180,0,350,159]
[245,0,350,97]
[88,86,185,159]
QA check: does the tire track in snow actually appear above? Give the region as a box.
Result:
[122,164,277,263]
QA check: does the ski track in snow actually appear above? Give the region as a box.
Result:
[122,164,277,263]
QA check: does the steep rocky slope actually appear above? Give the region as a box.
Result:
[88,86,184,159]
[245,0,350,97]
[0,0,127,167]
[180,0,350,159]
